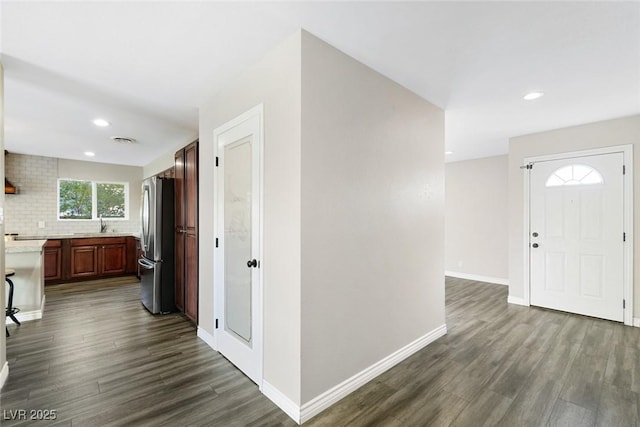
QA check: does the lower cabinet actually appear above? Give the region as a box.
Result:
[100,243,127,275]
[70,245,99,278]
[46,236,138,284]
[44,240,62,281]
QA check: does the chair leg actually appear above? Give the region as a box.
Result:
[6,276,20,326]
[8,313,20,325]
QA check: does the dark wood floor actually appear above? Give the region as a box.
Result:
[1,277,293,427]
[2,276,639,426]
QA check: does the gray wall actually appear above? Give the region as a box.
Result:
[508,115,640,314]
[199,31,302,404]
[299,32,445,403]
[445,155,508,282]
[5,154,142,236]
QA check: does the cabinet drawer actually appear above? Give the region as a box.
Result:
[45,239,62,248]
[71,237,127,247]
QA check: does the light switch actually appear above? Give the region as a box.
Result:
[38,221,45,228]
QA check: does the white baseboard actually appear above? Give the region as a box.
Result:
[507,296,528,306]
[0,361,8,390]
[261,324,448,424]
[445,271,508,286]
[197,326,217,351]
[262,381,301,423]
[633,318,640,328]
[298,324,447,424]
[6,296,45,325]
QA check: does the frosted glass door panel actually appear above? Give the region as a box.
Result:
[224,139,252,344]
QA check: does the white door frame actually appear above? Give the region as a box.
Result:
[213,104,264,387]
[522,144,634,326]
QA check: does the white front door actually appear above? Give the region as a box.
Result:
[530,152,624,321]
[214,105,263,385]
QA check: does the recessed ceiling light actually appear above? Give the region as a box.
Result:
[93,118,110,127]
[523,92,544,101]
[84,151,95,157]
[445,151,454,155]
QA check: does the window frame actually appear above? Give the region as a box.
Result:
[545,164,604,187]
[57,178,130,221]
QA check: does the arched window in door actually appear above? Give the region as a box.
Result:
[545,164,604,187]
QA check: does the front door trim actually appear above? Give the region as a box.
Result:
[522,144,633,325]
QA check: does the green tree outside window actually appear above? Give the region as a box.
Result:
[59,180,92,219]
[97,183,126,218]
[58,179,128,220]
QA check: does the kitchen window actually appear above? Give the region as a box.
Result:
[58,179,129,220]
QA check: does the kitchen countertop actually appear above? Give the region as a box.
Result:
[6,239,47,253]
[14,232,140,240]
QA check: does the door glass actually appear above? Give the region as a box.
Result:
[224,138,252,344]
[142,186,150,249]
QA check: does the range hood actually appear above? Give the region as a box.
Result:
[4,150,17,194]
[5,178,17,194]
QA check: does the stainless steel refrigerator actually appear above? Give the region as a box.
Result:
[139,176,175,314]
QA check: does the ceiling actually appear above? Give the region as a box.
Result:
[1,1,638,166]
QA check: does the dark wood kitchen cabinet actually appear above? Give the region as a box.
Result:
[44,239,62,281]
[126,236,139,275]
[69,237,127,278]
[175,140,199,323]
[45,236,136,284]
[69,244,99,278]
[100,241,127,275]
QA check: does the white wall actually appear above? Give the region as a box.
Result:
[5,154,142,236]
[142,139,197,178]
[300,32,445,403]
[199,31,302,404]
[445,155,508,283]
[0,63,7,386]
[199,30,445,412]
[508,115,640,314]
[143,151,175,179]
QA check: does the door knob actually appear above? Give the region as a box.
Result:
[247,259,258,268]
[532,232,539,237]
[532,243,539,248]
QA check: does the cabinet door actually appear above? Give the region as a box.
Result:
[100,244,127,275]
[185,142,199,322]
[44,248,62,281]
[126,236,138,274]
[185,234,198,321]
[70,245,99,278]
[175,148,186,312]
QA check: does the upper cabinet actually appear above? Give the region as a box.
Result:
[5,178,17,194]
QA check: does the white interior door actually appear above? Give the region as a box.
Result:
[214,105,263,385]
[530,152,624,321]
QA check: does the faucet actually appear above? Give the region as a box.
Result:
[100,216,107,233]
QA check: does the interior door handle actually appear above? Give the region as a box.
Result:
[247,259,258,268]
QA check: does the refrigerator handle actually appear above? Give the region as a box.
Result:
[138,258,155,270]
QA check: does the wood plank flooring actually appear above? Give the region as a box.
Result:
[2,276,640,426]
[1,277,294,427]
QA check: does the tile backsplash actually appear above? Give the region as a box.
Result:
[5,153,142,237]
